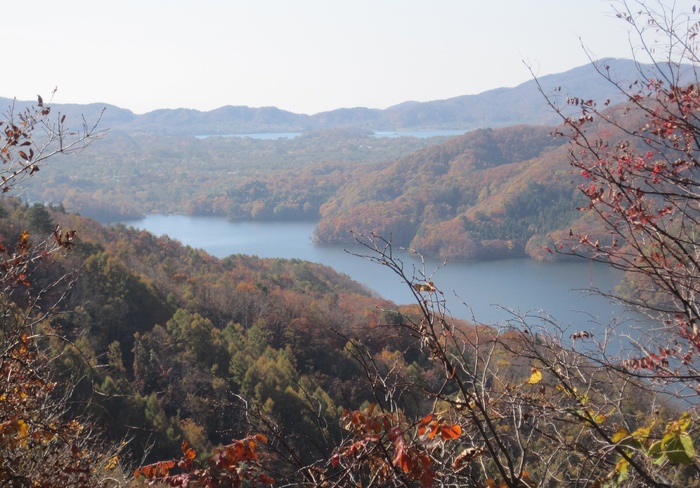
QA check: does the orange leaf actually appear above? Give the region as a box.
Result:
[134,464,157,479]
[258,474,275,484]
[417,414,434,436]
[439,423,462,440]
[157,461,175,476]
[427,422,438,439]
[392,441,414,473]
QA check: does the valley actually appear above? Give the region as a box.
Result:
[18,59,671,262]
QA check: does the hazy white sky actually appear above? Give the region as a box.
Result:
[1,1,661,114]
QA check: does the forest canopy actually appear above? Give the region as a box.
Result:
[4,1,700,486]
[18,59,682,262]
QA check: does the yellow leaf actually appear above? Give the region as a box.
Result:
[527,368,542,384]
[674,412,692,432]
[105,455,119,470]
[615,457,630,480]
[612,426,630,444]
[631,420,654,441]
[594,412,608,424]
[16,419,29,439]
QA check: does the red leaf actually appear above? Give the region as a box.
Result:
[258,474,275,485]
[181,440,197,460]
[417,414,434,436]
[157,461,175,476]
[428,422,439,439]
[439,423,462,440]
[392,440,413,473]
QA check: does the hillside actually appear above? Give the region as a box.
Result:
[3,46,697,484]
[20,127,445,222]
[313,125,585,260]
[0,198,407,465]
[19,117,612,261]
[0,197,684,486]
[8,0,700,478]
[13,58,688,261]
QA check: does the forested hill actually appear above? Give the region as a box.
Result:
[14,57,680,261]
[0,197,412,465]
[313,125,584,260]
[0,58,658,135]
[21,119,603,261]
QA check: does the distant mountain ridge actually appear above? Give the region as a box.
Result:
[0,58,687,135]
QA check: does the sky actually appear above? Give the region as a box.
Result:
[0,1,671,115]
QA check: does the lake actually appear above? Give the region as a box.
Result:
[118,215,642,336]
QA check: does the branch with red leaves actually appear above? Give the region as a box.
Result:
[134,436,274,487]
[329,404,463,488]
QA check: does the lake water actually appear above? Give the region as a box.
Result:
[118,215,642,335]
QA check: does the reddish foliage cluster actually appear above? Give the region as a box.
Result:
[330,405,462,488]
[0,102,45,192]
[134,436,274,487]
[0,230,33,289]
[570,330,594,340]
[0,311,108,486]
[622,347,674,372]
[0,96,61,193]
[550,65,700,386]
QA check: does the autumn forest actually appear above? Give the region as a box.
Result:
[4,4,700,487]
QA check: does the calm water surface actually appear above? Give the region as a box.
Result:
[118,215,640,332]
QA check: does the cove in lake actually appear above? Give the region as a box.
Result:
[117,215,644,337]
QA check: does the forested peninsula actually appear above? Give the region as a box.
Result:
[18,59,664,261]
[4,22,700,485]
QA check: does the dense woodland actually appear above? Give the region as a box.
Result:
[17,59,678,263]
[22,128,445,222]
[0,197,426,477]
[1,195,691,487]
[313,125,585,260]
[22,122,598,261]
[5,3,700,486]
[2,194,697,487]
